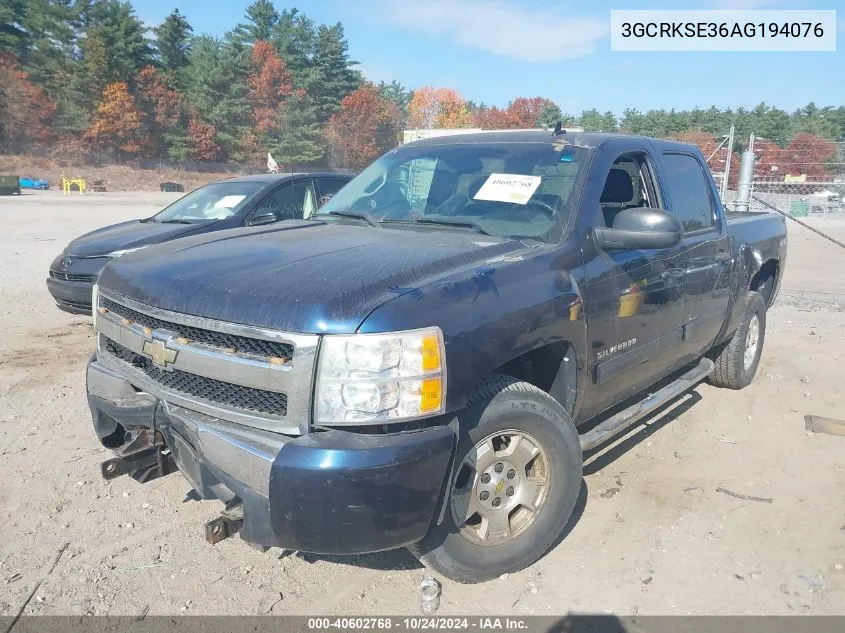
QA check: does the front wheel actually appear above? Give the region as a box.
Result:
[408,375,582,583]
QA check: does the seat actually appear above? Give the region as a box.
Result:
[600,168,634,227]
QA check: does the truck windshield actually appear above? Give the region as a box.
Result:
[318,141,587,242]
[151,182,264,223]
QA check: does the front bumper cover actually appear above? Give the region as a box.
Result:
[87,359,456,554]
[46,255,108,314]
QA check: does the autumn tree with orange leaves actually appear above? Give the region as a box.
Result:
[324,84,402,169]
[784,132,838,179]
[507,97,556,127]
[248,41,296,135]
[408,87,473,129]
[0,53,56,153]
[86,82,144,155]
[135,66,186,157]
[186,115,222,161]
[474,106,522,129]
[672,130,740,188]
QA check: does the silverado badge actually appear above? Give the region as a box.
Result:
[142,336,178,370]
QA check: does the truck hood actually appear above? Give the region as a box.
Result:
[97,221,524,333]
[66,219,214,257]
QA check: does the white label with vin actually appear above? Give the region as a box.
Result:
[472,173,541,205]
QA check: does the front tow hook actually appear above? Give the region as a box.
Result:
[100,428,176,483]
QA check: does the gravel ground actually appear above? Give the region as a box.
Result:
[1,190,844,616]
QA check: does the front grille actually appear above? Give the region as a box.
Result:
[100,296,293,360]
[103,338,288,416]
[50,270,96,282]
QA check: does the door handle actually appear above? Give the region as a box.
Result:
[714,252,731,263]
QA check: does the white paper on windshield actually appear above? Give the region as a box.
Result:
[214,195,247,209]
[472,173,542,205]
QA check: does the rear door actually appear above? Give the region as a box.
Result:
[659,152,732,358]
[246,179,319,224]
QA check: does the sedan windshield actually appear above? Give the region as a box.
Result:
[152,182,264,223]
[318,140,587,241]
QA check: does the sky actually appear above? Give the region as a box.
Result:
[132,0,844,116]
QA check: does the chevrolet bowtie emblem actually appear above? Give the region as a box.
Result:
[142,336,178,369]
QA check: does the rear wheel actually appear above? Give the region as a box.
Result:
[708,290,766,389]
[408,375,582,583]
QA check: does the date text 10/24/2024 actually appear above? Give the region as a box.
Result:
[307,618,529,631]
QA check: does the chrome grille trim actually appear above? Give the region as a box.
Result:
[99,296,294,359]
[102,337,288,416]
[95,289,318,435]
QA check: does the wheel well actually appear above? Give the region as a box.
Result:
[487,341,577,415]
[750,258,779,307]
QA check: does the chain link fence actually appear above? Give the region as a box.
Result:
[712,141,845,216]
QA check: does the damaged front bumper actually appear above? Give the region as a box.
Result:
[87,358,456,554]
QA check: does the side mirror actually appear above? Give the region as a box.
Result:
[593,207,682,251]
[248,209,277,226]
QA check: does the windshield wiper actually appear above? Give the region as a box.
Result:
[413,215,494,236]
[313,209,378,227]
[159,219,199,224]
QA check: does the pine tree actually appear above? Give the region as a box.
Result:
[377,80,411,111]
[536,102,563,129]
[578,109,604,132]
[154,9,193,83]
[272,8,315,90]
[184,35,251,160]
[79,0,153,86]
[308,23,360,124]
[274,94,324,166]
[231,0,279,45]
[0,0,30,59]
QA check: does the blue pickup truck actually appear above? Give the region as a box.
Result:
[86,131,787,582]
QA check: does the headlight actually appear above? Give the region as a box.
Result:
[108,245,149,257]
[91,283,99,330]
[315,327,446,425]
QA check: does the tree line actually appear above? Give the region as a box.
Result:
[1,1,844,173]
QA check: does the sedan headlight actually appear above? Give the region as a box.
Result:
[108,245,149,257]
[315,327,446,425]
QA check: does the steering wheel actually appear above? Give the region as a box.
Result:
[524,198,557,218]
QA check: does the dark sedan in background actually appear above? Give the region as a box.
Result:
[47,171,353,314]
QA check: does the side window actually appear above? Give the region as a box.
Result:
[258,180,317,221]
[316,178,349,206]
[661,153,715,232]
[598,152,659,228]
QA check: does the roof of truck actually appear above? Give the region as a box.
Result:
[406,130,692,151]
[222,172,353,184]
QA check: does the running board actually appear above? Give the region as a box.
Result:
[579,358,714,452]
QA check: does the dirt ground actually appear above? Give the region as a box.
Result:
[1,190,844,617]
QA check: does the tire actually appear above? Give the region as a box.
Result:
[408,374,582,583]
[708,290,766,390]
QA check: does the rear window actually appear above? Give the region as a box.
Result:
[661,153,715,232]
